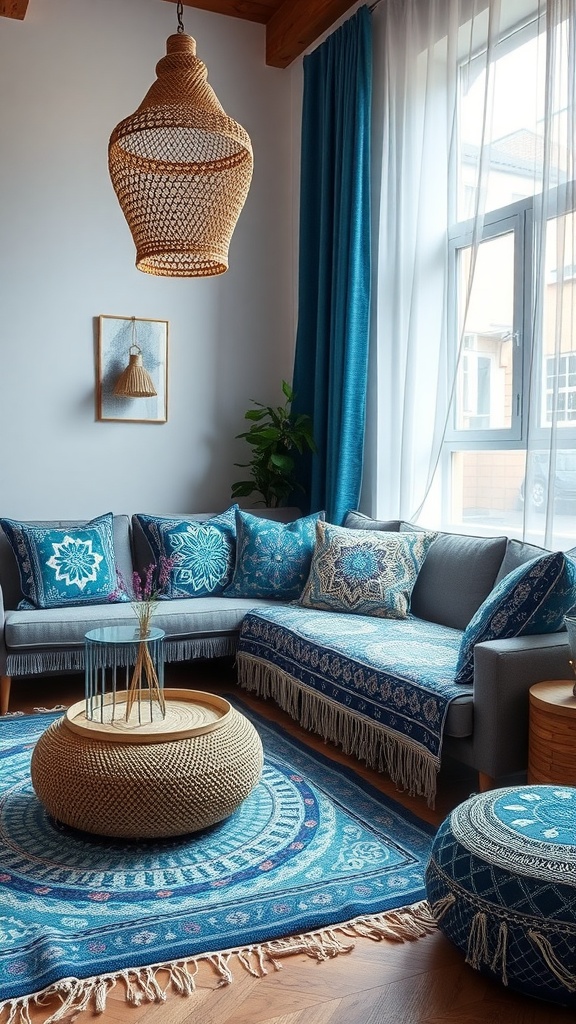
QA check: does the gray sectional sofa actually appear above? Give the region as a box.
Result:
[0,509,573,808]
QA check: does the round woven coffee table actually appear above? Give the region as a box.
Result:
[30,689,263,839]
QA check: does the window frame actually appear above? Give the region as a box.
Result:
[446,200,530,447]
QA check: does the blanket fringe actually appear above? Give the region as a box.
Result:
[237,653,439,807]
[0,901,436,1023]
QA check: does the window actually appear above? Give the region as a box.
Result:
[452,228,518,436]
[446,15,576,540]
[544,353,576,425]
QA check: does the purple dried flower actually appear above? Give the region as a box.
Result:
[129,557,176,630]
[144,562,155,600]
[108,567,128,603]
[158,555,176,590]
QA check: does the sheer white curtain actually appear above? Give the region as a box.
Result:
[364,0,576,551]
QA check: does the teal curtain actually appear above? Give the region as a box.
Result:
[292,5,372,525]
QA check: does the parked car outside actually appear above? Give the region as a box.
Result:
[520,449,576,511]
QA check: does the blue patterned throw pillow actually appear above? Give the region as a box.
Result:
[298,522,436,618]
[454,550,576,685]
[133,506,239,599]
[0,513,125,609]
[224,510,323,601]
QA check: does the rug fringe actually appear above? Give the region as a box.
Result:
[0,901,436,1023]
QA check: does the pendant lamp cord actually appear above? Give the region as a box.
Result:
[176,1,185,33]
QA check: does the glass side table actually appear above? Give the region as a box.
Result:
[84,625,165,726]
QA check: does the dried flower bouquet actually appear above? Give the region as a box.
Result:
[111,557,174,721]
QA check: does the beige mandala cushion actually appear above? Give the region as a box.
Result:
[298,521,436,619]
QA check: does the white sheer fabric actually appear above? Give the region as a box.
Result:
[364,0,576,551]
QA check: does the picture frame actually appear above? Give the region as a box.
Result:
[96,315,168,423]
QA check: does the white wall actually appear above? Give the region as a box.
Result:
[0,0,296,519]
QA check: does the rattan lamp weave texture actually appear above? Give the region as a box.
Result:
[108,32,253,277]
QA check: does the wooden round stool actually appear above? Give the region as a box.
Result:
[528,680,576,785]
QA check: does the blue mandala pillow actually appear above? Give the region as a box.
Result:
[298,522,437,618]
[133,506,239,599]
[224,510,324,601]
[0,513,126,609]
[455,550,576,685]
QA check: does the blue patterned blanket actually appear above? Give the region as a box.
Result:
[237,606,469,806]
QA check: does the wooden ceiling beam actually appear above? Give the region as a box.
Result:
[265,0,360,68]
[168,0,277,27]
[161,1,365,68]
[0,0,29,19]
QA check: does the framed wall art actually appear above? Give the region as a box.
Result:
[96,315,168,423]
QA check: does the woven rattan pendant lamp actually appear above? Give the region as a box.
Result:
[113,319,158,398]
[108,2,253,277]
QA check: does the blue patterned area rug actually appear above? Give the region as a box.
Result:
[0,700,437,1021]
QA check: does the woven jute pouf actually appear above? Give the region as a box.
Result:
[425,785,576,1008]
[31,690,263,839]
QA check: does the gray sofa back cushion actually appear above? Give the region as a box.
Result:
[401,526,507,630]
[344,511,401,531]
[0,515,133,611]
[495,538,551,583]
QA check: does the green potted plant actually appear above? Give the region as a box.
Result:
[231,380,316,508]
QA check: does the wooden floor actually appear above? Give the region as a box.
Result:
[3,660,572,1024]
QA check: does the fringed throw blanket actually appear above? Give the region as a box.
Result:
[237,606,470,807]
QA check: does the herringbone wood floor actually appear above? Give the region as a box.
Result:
[3,660,572,1024]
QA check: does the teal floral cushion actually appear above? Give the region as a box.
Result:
[224,510,323,600]
[455,550,576,685]
[0,513,125,609]
[133,506,239,598]
[298,522,436,618]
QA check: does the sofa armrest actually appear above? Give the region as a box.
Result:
[470,633,572,779]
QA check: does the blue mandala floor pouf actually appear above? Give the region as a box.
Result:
[425,785,576,1008]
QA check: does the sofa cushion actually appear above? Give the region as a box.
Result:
[299,522,436,619]
[495,537,551,584]
[133,507,238,598]
[0,513,127,610]
[3,595,280,651]
[224,510,323,601]
[455,550,576,685]
[131,508,303,580]
[0,516,132,612]
[403,528,508,631]
[344,510,401,531]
